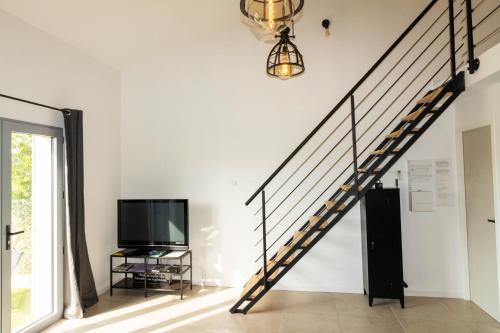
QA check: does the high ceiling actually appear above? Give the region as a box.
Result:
[0,0,235,69]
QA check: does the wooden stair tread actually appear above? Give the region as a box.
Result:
[292,230,312,247]
[402,108,423,122]
[309,215,322,225]
[417,87,443,104]
[275,245,295,265]
[309,215,330,230]
[370,147,400,156]
[402,106,440,122]
[386,128,404,139]
[417,88,453,105]
[242,258,282,298]
[256,260,278,280]
[386,125,424,139]
[358,167,381,173]
[340,184,363,192]
[325,200,346,211]
[241,275,263,299]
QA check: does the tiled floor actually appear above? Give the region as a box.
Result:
[43,286,500,333]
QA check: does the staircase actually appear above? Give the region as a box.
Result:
[231,0,498,315]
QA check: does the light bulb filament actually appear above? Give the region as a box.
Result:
[268,0,275,30]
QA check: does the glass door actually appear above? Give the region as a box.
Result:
[1,119,63,333]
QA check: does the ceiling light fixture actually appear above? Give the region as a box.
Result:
[266,27,305,79]
[240,0,305,33]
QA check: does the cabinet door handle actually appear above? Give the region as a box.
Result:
[488,219,495,223]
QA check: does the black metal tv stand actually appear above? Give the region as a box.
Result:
[110,249,192,299]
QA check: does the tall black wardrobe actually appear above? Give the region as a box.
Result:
[360,187,406,308]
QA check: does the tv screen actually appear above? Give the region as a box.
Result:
[118,199,188,248]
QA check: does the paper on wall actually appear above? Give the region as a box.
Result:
[435,159,454,207]
[408,160,434,212]
[408,160,433,191]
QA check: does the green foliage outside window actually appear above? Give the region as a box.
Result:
[12,133,32,200]
[11,132,32,276]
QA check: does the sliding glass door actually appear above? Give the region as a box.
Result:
[1,119,63,333]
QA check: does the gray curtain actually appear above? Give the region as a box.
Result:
[62,109,98,309]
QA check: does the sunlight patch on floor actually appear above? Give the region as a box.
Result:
[43,287,238,333]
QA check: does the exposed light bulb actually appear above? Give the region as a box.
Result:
[277,53,293,79]
[247,0,296,33]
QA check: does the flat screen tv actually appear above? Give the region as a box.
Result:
[118,199,189,249]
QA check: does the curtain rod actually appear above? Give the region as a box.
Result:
[0,93,65,112]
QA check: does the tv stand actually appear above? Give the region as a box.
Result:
[110,249,192,299]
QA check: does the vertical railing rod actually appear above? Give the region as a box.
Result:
[448,0,457,80]
[465,0,480,73]
[261,190,268,289]
[350,95,359,196]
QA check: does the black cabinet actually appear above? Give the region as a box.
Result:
[360,188,405,308]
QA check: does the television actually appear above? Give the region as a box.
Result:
[118,199,189,249]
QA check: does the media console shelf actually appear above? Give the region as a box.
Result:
[110,249,192,299]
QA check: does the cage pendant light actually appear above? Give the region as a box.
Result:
[267,27,305,79]
[240,0,305,33]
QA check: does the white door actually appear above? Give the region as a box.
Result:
[462,125,499,318]
[0,119,64,333]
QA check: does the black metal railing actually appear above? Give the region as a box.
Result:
[243,0,493,290]
[463,0,500,72]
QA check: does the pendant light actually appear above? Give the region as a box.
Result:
[266,27,305,79]
[240,0,305,33]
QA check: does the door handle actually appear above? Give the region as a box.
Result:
[488,219,495,223]
[6,225,24,250]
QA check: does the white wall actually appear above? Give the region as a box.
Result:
[0,10,121,294]
[120,0,467,297]
[454,43,500,320]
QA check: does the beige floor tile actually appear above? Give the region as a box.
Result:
[338,312,404,333]
[390,296,458,321]
[333,293,396,319]
[139,311,229,333]
[250,290,287,313]
[438,298,498,323]
[398,317,472,333]
[221,311,283,333]
[465,320,500,333]
[279,290,336,314]
[279,311,341,333]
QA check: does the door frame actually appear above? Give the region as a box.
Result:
[456,120,500,321]
[0,118,64,333]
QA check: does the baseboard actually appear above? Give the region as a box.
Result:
[273,286,364,294]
